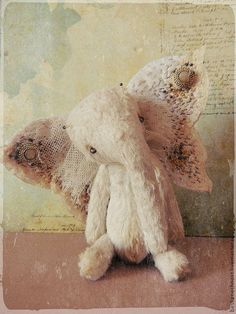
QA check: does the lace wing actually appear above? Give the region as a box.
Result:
[128,47,212,192]
[3,117,98,222]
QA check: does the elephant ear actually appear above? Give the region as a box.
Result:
[128,47,212,192]
[3,116,98,221]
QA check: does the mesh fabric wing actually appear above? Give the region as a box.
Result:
[3,117,98,222]
[128,47,212,192]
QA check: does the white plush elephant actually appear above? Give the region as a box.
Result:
[65,47,211,282]
[66,87,187,282]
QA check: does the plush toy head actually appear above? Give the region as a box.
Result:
[66,87,149,168]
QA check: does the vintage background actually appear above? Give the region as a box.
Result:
[3,3,234,236]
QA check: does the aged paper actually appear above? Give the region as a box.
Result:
[3,3,234,235]
[160,4,234,115]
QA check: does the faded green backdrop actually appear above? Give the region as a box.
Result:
[3,2,234,236]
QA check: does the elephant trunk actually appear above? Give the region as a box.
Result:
[121,138,168,256]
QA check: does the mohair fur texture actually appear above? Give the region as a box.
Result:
[66,87,190,282]
[65,47,211,282]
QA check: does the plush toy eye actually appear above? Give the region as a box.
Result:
[138,115,144,123]
[90,147,97,154]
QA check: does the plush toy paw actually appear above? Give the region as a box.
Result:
[78,247,110,280]
[154,249,191,282]
[79,235,114,281]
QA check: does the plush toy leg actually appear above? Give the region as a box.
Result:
[154,247,191,282]
[79,234,115,281]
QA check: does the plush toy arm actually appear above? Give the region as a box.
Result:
[85,165,110,245]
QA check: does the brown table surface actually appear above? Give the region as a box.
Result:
[2,232,233,310]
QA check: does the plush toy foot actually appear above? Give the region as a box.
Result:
[154,249,190,282]
[79,234,114,281]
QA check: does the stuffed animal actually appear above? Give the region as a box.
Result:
[66,86,188,282]
[3,47,211,282]
[65,47,211,282]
